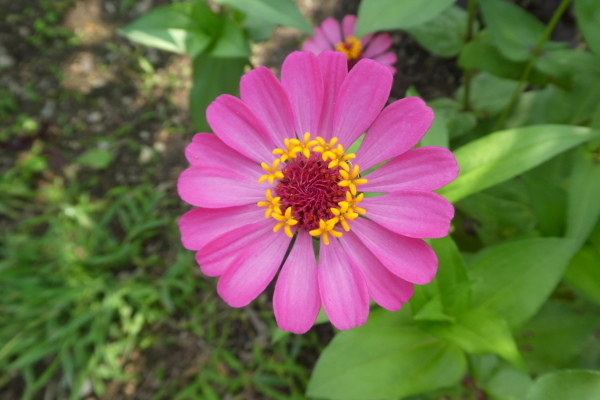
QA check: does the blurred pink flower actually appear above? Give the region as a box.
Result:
[302,15,397,75]
[178,51,458,333]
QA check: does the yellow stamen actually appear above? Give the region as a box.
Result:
[328,145,356,170]
[258,159,284,184]
[257,189,282,218]
[339,192,366,216]
[272,133,318,161]
[338,165,368,196]
[335,36,362,61]
[313,137,340,162]
[272,206,298,238]
[309,218,343,245]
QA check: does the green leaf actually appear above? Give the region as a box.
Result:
[429,308,525,370]
[429,236,471,316]
[428,98,477,139]
[459,31,549,86]
[565,246,600,305]
[516,302,600,373]
[189,55,247,132]
[457,180,537,246]
[574,0,600,58]
[566,148,600,244]
[405,6,469,58]
[355,0,455,36]
[210,17,250,58]
[482,362,533,400]
[479,0,544,61]
[438,125,598,203]
[421,109,449,148]
[76,149,113,170]
[243,16,275,42]
[535,48,600,84]
[544,74,600,125]
[523,174,566,237]
[119,4,211,56]
[527,370,600,400]
[306,308,466,400]
[455,72,519,117]
[213,0,312,34]
[468,238,577,329]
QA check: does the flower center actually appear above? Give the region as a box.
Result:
[335,36,362,61]
[257,134,367,244]
[275,154,346,231]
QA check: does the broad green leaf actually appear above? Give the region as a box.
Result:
[459,31,549,86]
[458,187,537,246]
[516,302,600,373]
[428,98,477,138]
[468,238,577,328]
[479,0,544,61]
[574,0,600,58]
[210,18,250,58]
[429,308,524,370]
[189,55,246,132]
[243,16,275,42]
[455,73,519,117]
[565,246,600,305]
[411,236,470,321]
[566,148,600,244]
[405,6,469,58]
[535,48,600,84]
[483,363,533,400]
[544,74,600,125]
[438,125,598,203]
[213,0,312,34]
[355,0,455,36]
[527,370,600,400]
[119,4,211,56]
[429,236,471,316]
[421,110,449,148]
[76,149,113,170]
[306,308,466,400]
[523,174,566,237]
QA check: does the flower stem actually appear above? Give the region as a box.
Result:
[492,0,572,131]
[461,0,478,111]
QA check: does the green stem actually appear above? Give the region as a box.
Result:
[493,0,572,130]
[462,0,478,111]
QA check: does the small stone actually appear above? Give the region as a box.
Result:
[139,130,150,140]
[87,111,103,123]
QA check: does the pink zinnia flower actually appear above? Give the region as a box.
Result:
[178,51,458,333]
[302,15,397,74]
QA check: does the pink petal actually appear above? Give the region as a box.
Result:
[332,59,392,147]
[240,67,295,147]
[313,27,334,54]
[356,97,434,170]
[317,51,348,140]
[361,146,459,193]
[351,218,438,284]
[177,166,266,208]
[372,52,397,67]
[217,229,292,307]
[207,95,275,163]
[387,65,397,75]
[318,238,370,330]
[342,15,357,39]
[282,51,324,138]
[196,219,273,277]
[273,231,321,334]
[361,191,454,238]
[179,205,264,251]
[185,133,262,178]
[321,18,342,46]
[360,33,374,48]
[340,231,414,311]
[302,38,327,54]
[363,33,393,58]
